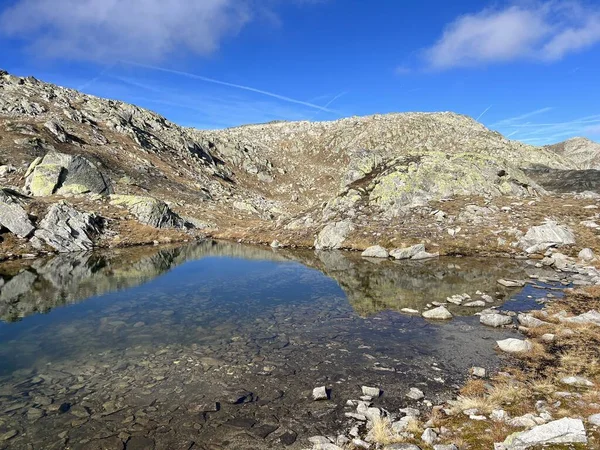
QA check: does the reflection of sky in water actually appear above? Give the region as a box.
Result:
[0,242,561,376]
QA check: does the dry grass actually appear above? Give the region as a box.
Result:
[369,417,404,445]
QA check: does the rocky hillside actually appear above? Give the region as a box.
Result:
[0,69,598,258]
[545,137,600,169]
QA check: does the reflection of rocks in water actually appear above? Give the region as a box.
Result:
[280,250,553,317]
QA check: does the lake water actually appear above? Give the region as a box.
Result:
[0,241,562,449]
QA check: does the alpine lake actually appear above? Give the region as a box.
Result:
[0,241,565,449]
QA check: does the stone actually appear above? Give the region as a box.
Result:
[126,435,155,450]
[110,195,185,228]
[541,333,555,342]
[0,430,18,441]
[491,409,509,422]
[518,221,576,253]
[361,386,381,397]
[384,445,421,450]
[560,376,593,387]
[312,386,328,400]
[588,413,600,426]
[390,244,425,260]
[314,221,354,250]
[270,240,280,248]
[433,446,458,450]
[0,189,35,238]
[26,152,112,197]
[44,119,67,142]
[407,387,424,400]
[421,428,437,445]
[517,314,548,328]
[560,310,600,326]
[422,306,452,320]
[579,248,595,261]
[412,250,439,260]
[0,164,16,176]
[503,417,586,449]
[496,338,533,354]
[464,300,486,307]
[507,414,538,428]
[392,416,415,432]
[34,202,100,252]
[480,314,513,327]
[361,245,389,258]
[497,279,525,287]
[470,367,486,378]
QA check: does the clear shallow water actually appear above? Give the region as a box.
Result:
[0,241,561,449]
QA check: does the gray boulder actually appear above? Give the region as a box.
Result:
[390,244,425,260]
[361,245,389,258]
[518,221,575,253]
[314,221,354,250]
[517,314,549,328]
[34,202,101,252]
[579,248,595,261]
[26,152,112,196]
[502,417,587,449]
[0,189,35,238]
[497,338,533,354]
[422,306,452,320]
[109,195,185,229]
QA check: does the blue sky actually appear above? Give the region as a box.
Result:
[1,0,600,145]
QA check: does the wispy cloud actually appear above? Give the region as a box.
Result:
[120,60,340,114]
[424,2,600,70]
[491,107,554,127]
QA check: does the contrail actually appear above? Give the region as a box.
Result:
[121,60,338,114]
[322,91,348,109]
[77,61,119,91]
[476,105,492,121]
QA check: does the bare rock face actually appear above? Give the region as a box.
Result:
[34,202,101,252]
[25,151,112,197]
[545,137,600,170]
[0,188,35,238]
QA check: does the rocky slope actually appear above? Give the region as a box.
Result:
[545,136,600,169]
[0,69,599,258]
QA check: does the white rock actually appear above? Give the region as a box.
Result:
[517,314,548,328]
[588,413,600,426]
[390,244,425,260]
[579,248,595,261]
[507,414,538,428]
[412,250,439,260]
[421,428,437,445]
[312,386,328,400]
[470,367,486,378]
[497,279,525,287]
[361,245,389,258]
[361,386,381,398]
[496,338,533,354]
[433,445,458,450]
[560,376,593,387]
[422,306,453,320]
[518,221,576,253]
[407,387,424,400]
[503,417,587,449]
[464,300,486,307]
[491,409,509,422]
[541,333,555,343]
[481,314,513,327]
[401,308,420,314]
[560,310,600,326]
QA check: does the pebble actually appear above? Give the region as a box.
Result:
[361,386,380,398]
[407,387,425,401]
[312,386,328,401]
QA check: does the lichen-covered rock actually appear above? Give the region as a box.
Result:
[314,221,354,250]
[34,202,101,252]
[25,152,112,197]
[0,188,35,238]
[109,195,185,229]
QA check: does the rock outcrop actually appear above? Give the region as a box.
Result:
[33,202,101,252]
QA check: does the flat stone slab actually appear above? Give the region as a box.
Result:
[502,417,587,449]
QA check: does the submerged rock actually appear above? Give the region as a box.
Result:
[502,417,587,449]
[34,202,101,252]
[109,195,185,229]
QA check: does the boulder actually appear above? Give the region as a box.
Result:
[314,221,354,250]
[26,152,112,197]
[0,189,35,238]
[579,248,595,261]
[502,417,587,449]
[422,306,453,320]
[517,314,548,328]
[390,244,425,260]
[480,314,513,327]
[361,245,389,258]
[559,310,600,326]
[518,221,575,253]
[109,195,185,229]
[560,376,593,387]
[34,202,101,252]
[496,338,533,354]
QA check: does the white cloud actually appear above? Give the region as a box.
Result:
[0,0,285,62]
[425,2,600,69]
